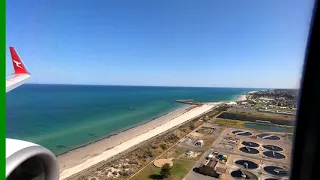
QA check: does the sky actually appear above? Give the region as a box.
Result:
[6,0,314,88]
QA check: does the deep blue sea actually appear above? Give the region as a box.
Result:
[6,84,261,154]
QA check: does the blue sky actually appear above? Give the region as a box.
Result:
[6,0,314,88]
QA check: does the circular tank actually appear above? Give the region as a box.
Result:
[231,169,258,179]
[263,151,285,159]
[232,130,252,136]
[262,145,283,151]
[257,133,280,140]
[235,160,258,169]
[242,141,259,147]
[264,166,288,176]
[239,147,259,154]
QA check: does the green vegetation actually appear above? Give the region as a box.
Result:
[215,118,294,133]
[203,137,216,147]
[160,144,166,150]
[84,107,225,180]
[214,119,245,128]
[215,105,230,112]
[169,159,195,180]
[131,159,196,180]
[223,111,295,121]
[131,164,161,180]
[267,107,295,112]
[253,103,264,109]
[172,146,187,158]
[145,151,153,157]
[218,127,225,134]
[189,123,196,130]
[253,103,295,113]
[160,163,171,178]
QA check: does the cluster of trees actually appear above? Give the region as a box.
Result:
[160,163,171,179]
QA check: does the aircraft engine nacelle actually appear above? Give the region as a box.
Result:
[6,138,59,180]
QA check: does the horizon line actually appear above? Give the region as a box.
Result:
[24,83,293,90]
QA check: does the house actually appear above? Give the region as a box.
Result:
[226,101,237,106]
[241,102,248,105]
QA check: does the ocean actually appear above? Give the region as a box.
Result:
[6,84,260,154]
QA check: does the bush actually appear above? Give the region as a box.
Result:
[128,160,139,165]
[145,150,153,157]
[151,145,158,149]
[160,163,171,178]
[160,144,166,150]
[119,170,130,176]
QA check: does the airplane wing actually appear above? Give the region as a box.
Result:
[6,47,59,179]
[6,47,32,93]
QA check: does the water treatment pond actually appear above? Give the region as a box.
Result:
[244,123,293,133]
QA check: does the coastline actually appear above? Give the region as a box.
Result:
[55,104,190,156]
[236,94,247,101]
[235,90,259,101]
[57,104,194,172]
[59,103,219,179]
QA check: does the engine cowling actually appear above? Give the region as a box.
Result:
[6,138,59,180]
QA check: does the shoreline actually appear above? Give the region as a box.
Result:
[57,104,197,173]
[59,103,220,179]
[55,104,190,156]
[235,90,259,102]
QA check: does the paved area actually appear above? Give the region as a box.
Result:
[184,149,219,180]
[184,127,292,180]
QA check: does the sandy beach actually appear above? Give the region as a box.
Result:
[237,91,260,101]
[248,91,258,94]
[59,103,219,179]
[237,94,247,101]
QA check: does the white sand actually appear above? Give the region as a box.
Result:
[57,105,192,172]
[259,97,274,101]
[59,104,217,179]
[248,91,258,94]
[237,95,247,101]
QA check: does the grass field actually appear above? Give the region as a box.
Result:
[131,159,196,180]
[214,119,246,128]
[253,104,264,109]
[214,119,294,133]
[203,137,216,148]
[131,143,205,180]
[229,111,295,121]
[159,146,187,159]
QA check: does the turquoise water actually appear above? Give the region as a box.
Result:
[244,123,293,133]
[6,84,260,154]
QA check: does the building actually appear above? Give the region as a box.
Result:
[198,160,220,178]
[241,102,248,105]
[215,162,227,174]
[226,101,237,106]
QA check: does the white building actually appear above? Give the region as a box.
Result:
[226,101,237,105]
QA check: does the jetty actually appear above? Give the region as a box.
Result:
[175,99,203,105]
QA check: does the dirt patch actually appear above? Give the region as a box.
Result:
[154,159,174,168]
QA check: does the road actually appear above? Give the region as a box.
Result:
[183,128,226,180]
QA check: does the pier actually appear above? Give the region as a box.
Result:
[175,100,203,105]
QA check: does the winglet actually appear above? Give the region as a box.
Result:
[9,47,29,75]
